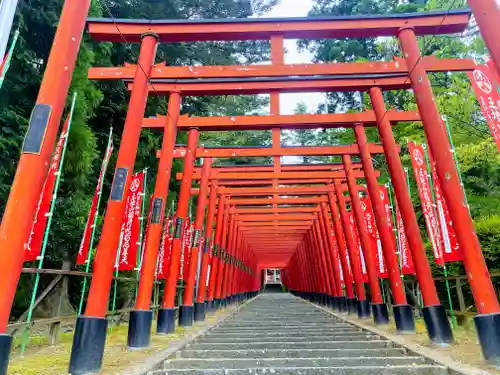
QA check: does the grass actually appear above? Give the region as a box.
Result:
[8,309,230,375]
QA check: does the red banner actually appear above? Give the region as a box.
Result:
[330,230,344,284]
[117,172,144,271]
[25,118,70,262]
[156,214,173,280]
[468,64,500,151]
[360,196,387,278]
[181,219,193,281]
[348,212,368,282]
[378,185,395,241]
[409,141,445,266]
[395,203,415,275]
[340,234,352,280]
[76,143,113,265]
[138,197,154,270]
[486,60,500,84]
[428,150,462,263]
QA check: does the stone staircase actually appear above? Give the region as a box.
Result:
[151,293,448,374]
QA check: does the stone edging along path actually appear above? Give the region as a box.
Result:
[118,295,261,375]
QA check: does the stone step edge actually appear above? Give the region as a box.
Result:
[189,339,392,345]
[165,356,425,363]
[178,348,405,354]
[150,365,448,375]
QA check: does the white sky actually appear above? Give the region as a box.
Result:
[261,0,325,115]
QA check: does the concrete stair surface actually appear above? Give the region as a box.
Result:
[152,293,448,375]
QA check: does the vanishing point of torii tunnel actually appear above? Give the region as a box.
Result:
[1,1,500,375]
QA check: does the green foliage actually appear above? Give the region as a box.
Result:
[2,0,279,319]
[474,215,500,271]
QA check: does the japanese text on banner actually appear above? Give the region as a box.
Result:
[409,141,445,266]
[25,118,70,262]
[117,172,144,271]
[468,64,500,151]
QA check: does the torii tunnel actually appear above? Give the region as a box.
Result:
[1,2,500,375]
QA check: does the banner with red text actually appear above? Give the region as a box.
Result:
[428,150,462,263]
[342,237,352,280]
[25,118,70,262]
[395,203,415,275]
[360,196,388,278]
[408,141,445,266]
[117,172,144,271]
[348,212,368,282]
[330,230,344,284]
[486,60,500,84]
[76,143,113,265]
[156,214,173,280]
[378,185,396,242]
[468,64,500,151]
[137,197,154,271]
[180,218,192,281]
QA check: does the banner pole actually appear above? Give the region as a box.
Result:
[110,231,123,331]
[423,144,457,329]
[0,28,19,91]
[78,127,114,315]
[20,93,77,354]
[380,279,386,303]
[135,168,148,298]
[442,116,470,211]
[386,182,404,278]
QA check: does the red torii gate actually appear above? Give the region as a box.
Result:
[1,5,500,375]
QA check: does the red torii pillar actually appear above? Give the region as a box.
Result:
[399,28,500,360]
[226,227,239,302]
[318,207,343,303]
[194,173,217,319]
[127,92,180,349]
[312,218,335,305]
[327,191,352,313]
[69,33,159,375]
[467,0,500,75]
[220,213,235,304]
[333,180,367,315]
[179,157,212,326]
[319,203,345,306]
[214,208,230,307]
[354,124,415,333]
[157,129,198,334]
[306,230,325,299]
[206,195,226,310]
[369,88,453,343]
[343,155,387,323]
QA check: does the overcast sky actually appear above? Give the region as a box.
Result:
[260,0,325,115]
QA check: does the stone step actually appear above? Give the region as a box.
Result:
[152,365,448,375]
[162,356,428,369]
[197,334,380,343]
[224,319,343,324]
[158,294,440,375]
[212,328,360,334]
[176,348,406,359]
[188,340,394,350]
[219,323,351,329]
[205,329,362,337]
